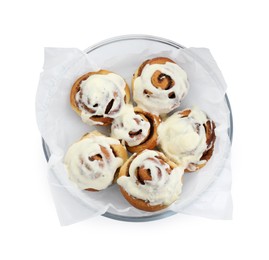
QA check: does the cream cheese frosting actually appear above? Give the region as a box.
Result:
[75,73,127,125]
[157,107,211,170]
[64,134,123,190]
[117,150,184,206]
[111,105,150,147]
[133,62,189,115]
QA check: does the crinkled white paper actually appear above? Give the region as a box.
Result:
[36,42,232,225]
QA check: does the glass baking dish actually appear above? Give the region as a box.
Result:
[41,34,233,222]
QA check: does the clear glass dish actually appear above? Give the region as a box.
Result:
[42,34,233,222]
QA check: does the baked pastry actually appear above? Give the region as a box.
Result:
[158,107,216,172]
[132,57,189,115]
[64,131,128,191]
[70,70,130,126]
[117,149,184,212]
[111,105,161,153]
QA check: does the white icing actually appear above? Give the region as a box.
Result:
[133,62,189,115]
[111,105,150,147]
[158,107,211,170]
[75,73,127,125]
[64,135,123,190]
[117,150,184,206]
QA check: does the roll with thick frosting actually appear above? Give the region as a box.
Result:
[70,70,130,125]
[158,107,216,172]
[64,131,128,191]
[111,105,161,153]
[117,149,184,212]
[132,57,189,115]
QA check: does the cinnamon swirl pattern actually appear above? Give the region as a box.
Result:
[70,70,130,126]
[158,107,216,172]
[117,150,184,212]
[65,56,218,212]
[111,105,161,153]
[132,57,189,115]
[64,131,128,191]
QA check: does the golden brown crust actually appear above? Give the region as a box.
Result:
[178,110,216,172]
[119,187,168,212]
[70,70,130,126]
[147,57,176,66]
[118,151,179,212]
[136,57,175,77]
[110,143,128,183]
[126,107,161,154]
[132,57,176,94]
[80,131,128,191]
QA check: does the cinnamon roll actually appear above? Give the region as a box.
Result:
[64,131,128,191]
[70,70,130,126]
[132,57,189,115]
[111,105,161,153]
[158,107,216,172]
[117,149,184,212]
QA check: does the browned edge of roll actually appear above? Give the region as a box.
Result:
[79,130,128,191]
[131,57,176,93]
[70,70,130,126]
[126,107,161,154]
[178,110,216,172]
[118,150,179,212]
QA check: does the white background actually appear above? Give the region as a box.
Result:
[1,0,268,259]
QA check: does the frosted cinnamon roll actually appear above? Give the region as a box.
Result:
[132,57,189,115]
[158,107,216,172]
[70,70,130,126]
[64,131,128,191]
[111,105,161,153]
[117,149,184,212]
